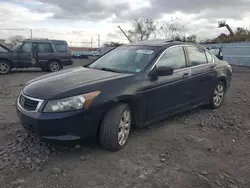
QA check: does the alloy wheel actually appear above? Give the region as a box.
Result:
[213,83,224,107]
[118,110,131,146]
[0,62,10,74]
[50,61,60,72]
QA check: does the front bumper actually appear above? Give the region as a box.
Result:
[16,101,103,140]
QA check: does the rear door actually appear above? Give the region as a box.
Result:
[185,46,217,104]
[36,43,55,67]
[18,42,34,67]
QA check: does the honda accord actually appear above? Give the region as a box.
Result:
[16,40,232,151]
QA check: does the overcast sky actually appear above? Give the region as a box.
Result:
[1,0,250,47]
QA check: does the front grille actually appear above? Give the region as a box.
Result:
[19,94,39,111]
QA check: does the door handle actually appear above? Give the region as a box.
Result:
[182,73,190,79]
[210,65,217,70]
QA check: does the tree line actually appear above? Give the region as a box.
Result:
[104,18,250,47]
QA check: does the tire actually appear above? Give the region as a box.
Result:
[48,60,62,72]
[0,60,11,74]
[99,103,132,151]
[208,80,226,109]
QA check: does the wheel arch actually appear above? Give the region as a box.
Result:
[217,76,228,91]
[0,58,13,68]
[110,95,145,127]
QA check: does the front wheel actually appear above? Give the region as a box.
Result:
[209,81,226,109]
[48,61,62,72]
[0,61,11,74]
[99,104,131,151]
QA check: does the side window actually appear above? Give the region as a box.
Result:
[38,43,53,53]
[157,46,186,70]
[205,51,213,63]
[54,44,67,53]
[22,43,32,53]
[186,46,207,66]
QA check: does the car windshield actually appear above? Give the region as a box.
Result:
[88,45,158,73]
[12,43,22,52]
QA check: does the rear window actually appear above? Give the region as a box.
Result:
[38,43,53,53]
[54,44,67,53]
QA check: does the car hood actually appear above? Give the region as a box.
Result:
[23,67,128,99]
[0,44,12,52]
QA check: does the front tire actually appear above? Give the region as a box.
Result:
[0,61,11,74]
[209,81,226,109]
[99,103,131,151]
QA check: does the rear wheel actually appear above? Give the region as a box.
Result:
[209,81,225,109]
[48,60,61,72]
[0,61,11,74]
[99,103,131,151]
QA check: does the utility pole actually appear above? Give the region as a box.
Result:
[98,34,100,48]
[91,37,93,49]
[30,29,32,39]
[118,26,132,43]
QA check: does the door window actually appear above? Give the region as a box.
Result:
[55,44,67,52]
[186,46,207,66]
[157,46,186,70]
[22,43,32,53]
[38,43,53,53]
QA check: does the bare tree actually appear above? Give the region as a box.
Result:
[157,17,186,40]
[128,18,156,42]
[9,35,24,47]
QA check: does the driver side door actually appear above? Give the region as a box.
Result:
[18,42,34,67]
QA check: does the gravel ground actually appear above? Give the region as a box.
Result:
[0,61,250,188]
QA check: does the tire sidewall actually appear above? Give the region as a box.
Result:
[210,81,226,109]
[99,104,131,151]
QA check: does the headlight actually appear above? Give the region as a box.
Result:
[43,91,101,112]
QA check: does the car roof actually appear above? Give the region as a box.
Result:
[124,39,206,49]
[23,39,67,44]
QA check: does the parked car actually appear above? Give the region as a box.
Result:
[0,39,73,74]
[79,54,89,59]
[206,46,223,60]
[71,53,80,59]
[16,40,232,151]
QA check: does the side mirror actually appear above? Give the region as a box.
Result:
[149,66,174,80]
[156,66,174,76]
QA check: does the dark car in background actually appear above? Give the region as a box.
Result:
[206,46,223,60]
[16,40,232,151]
[0,39,73,74]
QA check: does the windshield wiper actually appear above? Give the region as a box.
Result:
[99,68,121,73]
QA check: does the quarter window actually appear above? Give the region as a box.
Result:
[38,43,53,53]
[22,43,32,53]
[186,46,207,66]
[55,44,67,53]
[157,46,186,70]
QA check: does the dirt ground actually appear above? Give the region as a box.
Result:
[0,60,250,188]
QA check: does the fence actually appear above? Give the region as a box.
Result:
[205,42,250,66]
